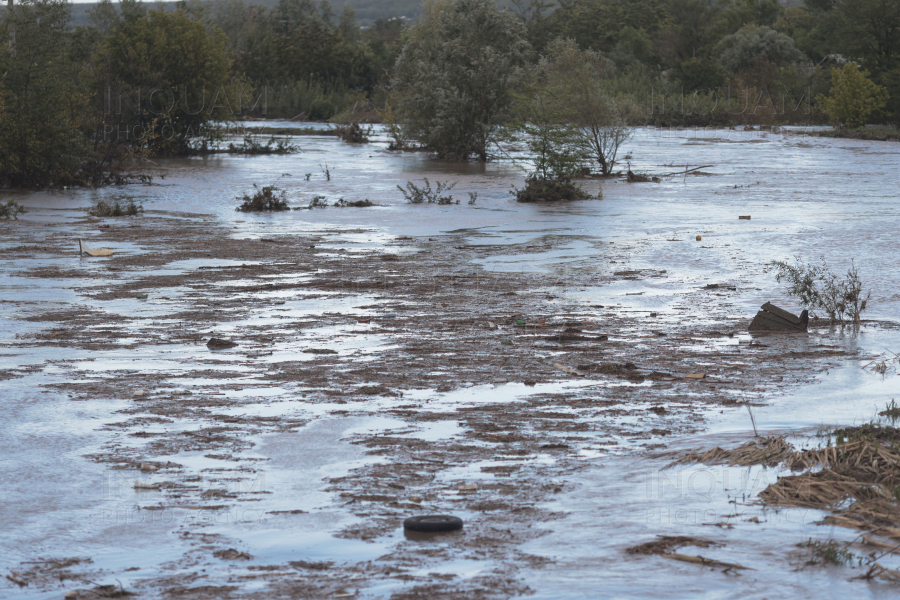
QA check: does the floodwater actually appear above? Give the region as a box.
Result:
[2,125,900,598]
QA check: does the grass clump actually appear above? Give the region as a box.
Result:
[88,198,143,217]
[397,178,458,204]
[0,198,26,220]
[769,256,871,324]
[879,400,900,423]
[514,177,593,203]
[799,539,859,567]
[236,185,290,212]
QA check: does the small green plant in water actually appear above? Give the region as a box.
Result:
[800,539,858,566]
[0,198,26,220]
[880,400,900,424]
[236,185,290,212]
[397,178,458,204]
[769,256,871,324]
[89,198,143,217]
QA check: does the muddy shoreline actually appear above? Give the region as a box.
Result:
[2,208,880,598]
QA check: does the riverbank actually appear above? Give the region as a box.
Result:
[796,125,900,142]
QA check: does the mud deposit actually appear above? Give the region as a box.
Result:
[2,127,900,598]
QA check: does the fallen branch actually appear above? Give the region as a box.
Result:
[658,165,714,177]
[666,553,753,571]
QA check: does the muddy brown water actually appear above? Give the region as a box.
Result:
[1,126,899,598]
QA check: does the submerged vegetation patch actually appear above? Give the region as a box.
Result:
[222,135,298,155]
[397,178,459,205]
[334,198,374,207]
[88,199,143,217]
[769,256,871,324]
[236,185,290,212]
[514,177,594,203]
[0,198,26,220]
[332,122,373,144]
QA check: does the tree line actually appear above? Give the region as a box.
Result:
[0,0,897,189]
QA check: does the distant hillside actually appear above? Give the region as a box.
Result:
[69,0,423,27]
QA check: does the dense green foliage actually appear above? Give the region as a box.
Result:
[94,6,236,155]
[392,0,531,160]
[236,183,290,211]
[0,0,89,187]
[0,0,407,187]
[1,0,899,189]
[816,63,889,127]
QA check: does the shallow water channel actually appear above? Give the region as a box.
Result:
[2,125,900,598]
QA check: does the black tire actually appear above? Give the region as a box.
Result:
[403,515,463,533]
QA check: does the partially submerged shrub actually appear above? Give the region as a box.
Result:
[335,198,373,207]
[226,135,298,155]
[769,256,871,324]
[88,198,143,217]
[0,198,26,220]
[514,177,593,203]
[308,196,329,208]
[236,185,290,212]
[627,170,660,183]
[397,178,458,204]
[333,122,373,143]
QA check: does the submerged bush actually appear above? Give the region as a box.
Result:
[0,198,26,220]
[514,177,594,203]
[226,135,298,155]
[88,198,143,217]
[335,198,373,207]
[332,122,373,143]
[397,178,458,204]
[769,256,871,324]
[236,185,290,212]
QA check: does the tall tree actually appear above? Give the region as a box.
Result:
[0,0,89,187]
[94,8,235,155]
[392,0,531,161]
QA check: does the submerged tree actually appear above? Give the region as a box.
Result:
[512,50,596,202]
[391,0,531,161]
[540,38,633,176]
[514,53,583,181]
